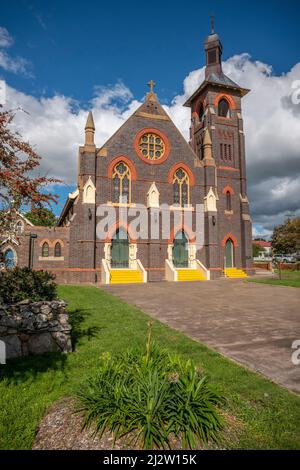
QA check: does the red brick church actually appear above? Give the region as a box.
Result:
[2,27,253,284]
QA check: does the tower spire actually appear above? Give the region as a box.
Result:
[84,111,95,148]
[204,18,223,79]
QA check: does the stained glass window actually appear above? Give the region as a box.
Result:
[112,162,131,203]
[54,242,62,257]
[173,168,190,206]
[138,133,165,160]
[42,242,49,257]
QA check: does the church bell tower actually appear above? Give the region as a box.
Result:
[184,20,254,276]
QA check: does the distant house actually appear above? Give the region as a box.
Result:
[252,240,272,259]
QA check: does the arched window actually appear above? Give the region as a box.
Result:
[112,162,131,204]
[218,98,230,118]
[54,242,62,257]
[4,248,17,268]
[172,230,189,268]
[42,242,49,257]
[111,228,129,268]
[16,220,24,234]
[173,168,190,206]
[226,191,232,211]
[199,103,204,122]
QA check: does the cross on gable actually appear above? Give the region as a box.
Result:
[147,80,156,93]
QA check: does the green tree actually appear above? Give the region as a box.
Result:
[25,207,57,227]
[252,243,265,258]
[271,217,300,254]
[0,105,59,235]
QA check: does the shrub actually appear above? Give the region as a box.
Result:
[76,324,223,449]
[0,267,57,304]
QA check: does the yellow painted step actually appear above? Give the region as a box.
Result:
[225,268,248,278]
[110,269,143,284]
[177,269,205,282]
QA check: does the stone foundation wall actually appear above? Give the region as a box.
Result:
[0,300,72,361]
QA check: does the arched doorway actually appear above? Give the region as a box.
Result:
[111,228,129,268]
[225,239,234,268]
[4,248,17,268]
[172,231,189,268]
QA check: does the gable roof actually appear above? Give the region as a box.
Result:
[98,91,199,162]
[184,73,250,107]
[252,240,272,248]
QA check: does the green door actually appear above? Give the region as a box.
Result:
[111,229,129,268]
[173,231,189,268]
[225,239,234,268]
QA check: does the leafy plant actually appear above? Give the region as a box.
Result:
[0,267,57,304]
[76,323,223,449]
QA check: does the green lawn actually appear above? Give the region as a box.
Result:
[250,269,300,288]
[0,285,300,450]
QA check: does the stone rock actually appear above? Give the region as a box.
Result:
[58,314,69,325]
[36,314,48,324]
[0,335,22,359]
[16,299,30,306]
[0,316,17,328]
[28,332,59,355]
[40,305,51,315]
[0,300,72,358]
[31,305,41,314]
[51,332,72,351]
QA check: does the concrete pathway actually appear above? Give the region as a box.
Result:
[105,279,300,394]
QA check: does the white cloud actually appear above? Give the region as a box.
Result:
[0,27,14,48]
[4,53,300,234]
[0,26,32,77]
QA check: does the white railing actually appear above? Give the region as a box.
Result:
[136,259,147,283]
[196,260,210,280]
[165,259,178,281]
[101,259,110,284]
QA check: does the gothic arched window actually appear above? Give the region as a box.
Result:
[218,98,230,118]
[173,168,190,206]
[199,103,204,122]
[54,242,62,257]
[226,191,232,211]
[112,162,131,204]
[42,242,49,257]
[4,248,17,268]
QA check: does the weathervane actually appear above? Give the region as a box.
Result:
[147,80,156,93]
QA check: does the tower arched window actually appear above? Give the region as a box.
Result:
[226,191,232,211]
[42,242,49,258]
[54,242,62,257]
[218,98,230,118]
[112,162,131,204]
[199,103,204,122]
[173,168,190,206]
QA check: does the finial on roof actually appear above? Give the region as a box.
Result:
[211,14,215,34]
[203,127,212,146]
[84,111,95,148]
[85,111,95,131]
[203,128,215,166]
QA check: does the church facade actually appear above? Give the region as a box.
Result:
[2,28,253,284]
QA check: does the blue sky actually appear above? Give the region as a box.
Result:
[2,0,300,102]
[1,0,300,236]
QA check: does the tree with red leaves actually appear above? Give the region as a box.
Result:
[0,105,60,235]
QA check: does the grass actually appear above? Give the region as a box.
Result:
[0,285,300,450]
[250,269,300,288]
